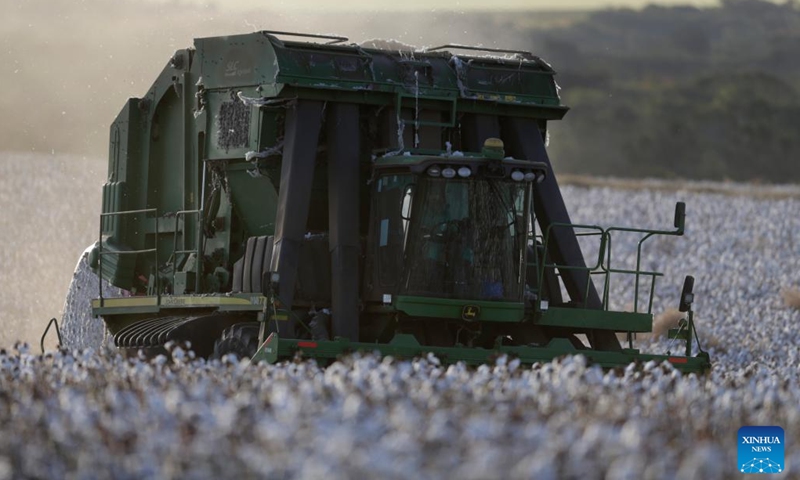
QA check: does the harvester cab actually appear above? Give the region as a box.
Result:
[358,141,546,346]
[85,30,709,372]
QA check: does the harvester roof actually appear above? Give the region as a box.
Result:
[193,31,568,120]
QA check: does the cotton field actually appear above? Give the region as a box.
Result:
[1,152,799,479]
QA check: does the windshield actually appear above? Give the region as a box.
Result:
[401,177,529,301]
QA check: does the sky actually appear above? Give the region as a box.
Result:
[171,0,725,11]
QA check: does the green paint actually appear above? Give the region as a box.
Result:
[251,333,712,374]
[395,295,524,322]
[538,307,653,332]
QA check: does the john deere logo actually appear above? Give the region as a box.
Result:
[462,305,480,321]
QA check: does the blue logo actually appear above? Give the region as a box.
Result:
[738,426,785,474]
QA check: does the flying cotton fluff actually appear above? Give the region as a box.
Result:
[60,245,126,351]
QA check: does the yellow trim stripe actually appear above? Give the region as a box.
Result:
[92,295,267,309]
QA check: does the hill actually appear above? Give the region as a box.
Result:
[530,0,800,181]
[1,1,799,183]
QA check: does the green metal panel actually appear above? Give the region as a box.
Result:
[265,36,562,108]
[100,100,142,290]
[96,244,136,290]
[147,88,184,211]
[194,32,566,114]
[225,162,279,237]
[99,50,202,290]
[274,86,569,120]
[194,33,280,90]
[270,41,458,98]
[395,295,524,322]
[147,88,187,267]
[537,307,653,332]
[252,333,712,374]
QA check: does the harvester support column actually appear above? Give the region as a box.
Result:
[327,103,360,341]
[269,100,324,334]
[501,117,621,351]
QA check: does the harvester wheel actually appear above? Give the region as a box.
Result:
[211,323,260,360]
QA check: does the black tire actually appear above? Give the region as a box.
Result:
[211,322,261,360]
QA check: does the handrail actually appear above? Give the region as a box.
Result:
[98,208,159,307]
[606,221,684,313]
[537,211,682,314]
[261,30,349,45]
[426,44,532,56]
[539,223,605,307]
[171,209,203,293]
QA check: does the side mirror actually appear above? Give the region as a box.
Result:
[679,275,694,312]
[401,185,414,220]
[674,202,686,233]
[262,271,280,298]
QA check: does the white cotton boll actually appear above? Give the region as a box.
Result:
[425,352,441,367]
[605,456,648,480]
[2,180,799,478]
[152,354,169,366]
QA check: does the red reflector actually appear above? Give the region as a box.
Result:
[297,341,318,348]
[260,333,275,348]
[668,357,688,364]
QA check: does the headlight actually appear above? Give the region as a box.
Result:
[511,170,525,182]
[457,167,471,178]
[524,171,536,182]
[442,167,457,179]
[428,165,441,177]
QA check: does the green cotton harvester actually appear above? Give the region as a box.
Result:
[87,31,710,372]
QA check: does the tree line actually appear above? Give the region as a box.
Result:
[523,0,800,182]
